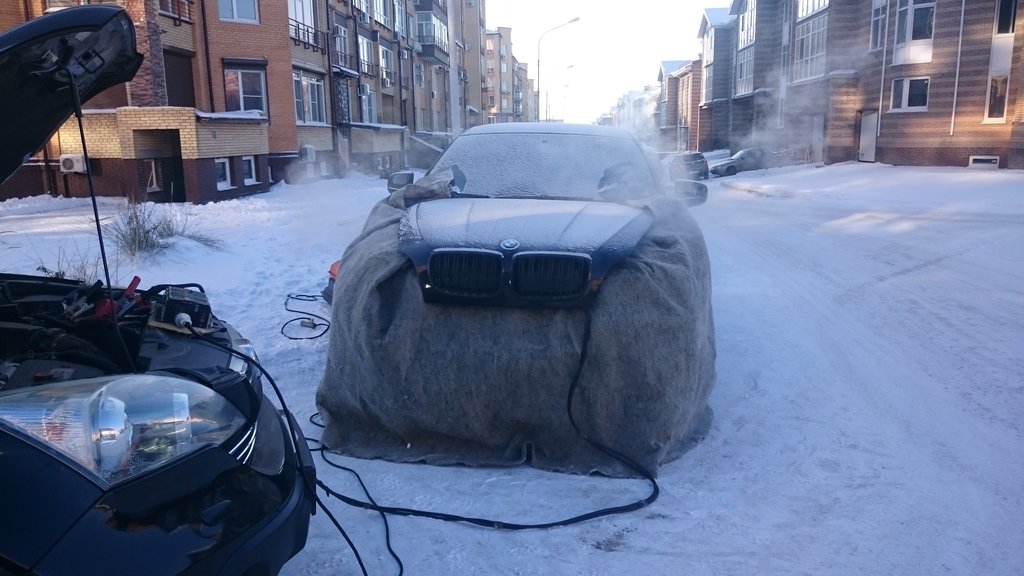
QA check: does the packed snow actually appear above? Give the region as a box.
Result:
[1,161,1022,575]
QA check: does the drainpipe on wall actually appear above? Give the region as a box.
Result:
[950,0,967,136]
[324,0,339,163]
[199,0,216,111]
[876,0,891,138]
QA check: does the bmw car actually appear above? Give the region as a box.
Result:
[0,7,313,575]
[317,123,716,478]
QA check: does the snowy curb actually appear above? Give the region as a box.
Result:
[718,180,797,199]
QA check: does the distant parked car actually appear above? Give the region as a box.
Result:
[709,147,777,177]
[664,151,710,180]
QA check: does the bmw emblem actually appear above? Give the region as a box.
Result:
[500,238,520,250]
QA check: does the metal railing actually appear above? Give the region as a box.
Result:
[289,19,326,52]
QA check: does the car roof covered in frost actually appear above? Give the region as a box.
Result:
[462,122,636,140]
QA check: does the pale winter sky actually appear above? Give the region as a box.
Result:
[485,0,729,123]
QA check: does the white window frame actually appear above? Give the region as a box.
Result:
[361,85,378,122]
[358,35,375,75]
[393,0,405,37]
[995,0,1018,34]
[335,25,349,58]
[379,46,395,85]
[703,63,714,103]
[893,0,934,64]
[414,62,425,87]
[144,159,161,192]
[890,77,929,111]
[219,0,259,23]
[289,0,314,27]
[870,0,886,51]
[735,47,754,95]
[224,69,267,114]
[984,75,1009,122]
[241,155,258,185]
[703,27,716,66]
[793,12,827,82]
[293,70,326,124]
[796,0,828,20]
[215,158,232,190]
[738,0,757,49]
[373,0,390,28]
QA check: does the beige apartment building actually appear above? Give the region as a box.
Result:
[623,0,1023,170]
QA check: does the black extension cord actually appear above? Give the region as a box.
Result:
[187,303,659,576]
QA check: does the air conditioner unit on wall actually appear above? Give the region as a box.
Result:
[59,154,86,174]
[300,145,316,162]
[359,83,369,95]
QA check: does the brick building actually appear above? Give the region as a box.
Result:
[618,0,1022,170]
[1,0,545,203]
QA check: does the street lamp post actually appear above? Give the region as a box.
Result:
[536,16,579,122]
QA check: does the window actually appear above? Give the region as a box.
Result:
[219,0,258,22]
[361,85,377,122]
[896,0,934,44]
[703,27,715,66]
[870,0,886,51]
[335,25,349,58]
[996,0,1017,34]
[793,13,827,81]
[289,0,314,27]
[735,48,754,95]
[501,61,507,73]
[353,0,368,12]
[242,156,257,185]
[892,0,934,64]
[703,64,714,103]
[891,77,929,111]
[293,71,326,123]
[414,63,425,87]
[358,36,375,75]
[797,0,827,19]
[985,76,1009,120]
[379,46,394,85]
[224,69,267,114]
[373,0,390,27]
[144,159,161,192]
[417,13,449,52]
[738,0,756,49]
[215,158,232,190]
[394,0,405,36]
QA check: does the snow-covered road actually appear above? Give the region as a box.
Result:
[3,162,1021,575]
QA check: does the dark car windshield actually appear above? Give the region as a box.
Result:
[430,132,659,200]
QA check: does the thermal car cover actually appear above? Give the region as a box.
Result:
[315,188,716,478]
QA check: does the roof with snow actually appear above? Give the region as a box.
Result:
[699,7,736,36]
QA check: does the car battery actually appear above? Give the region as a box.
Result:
[154,287,212,330]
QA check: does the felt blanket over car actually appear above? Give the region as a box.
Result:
[316,190,716,478]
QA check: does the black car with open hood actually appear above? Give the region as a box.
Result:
[0,8,313,575]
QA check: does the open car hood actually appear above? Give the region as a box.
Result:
[0,5,143,183]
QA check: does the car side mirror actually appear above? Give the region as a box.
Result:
[673,179,708,207]
[387,170,415,193]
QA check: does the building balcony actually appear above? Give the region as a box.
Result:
[332,52,360,77]
[290,19,327,52]
[416,34,449,66]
